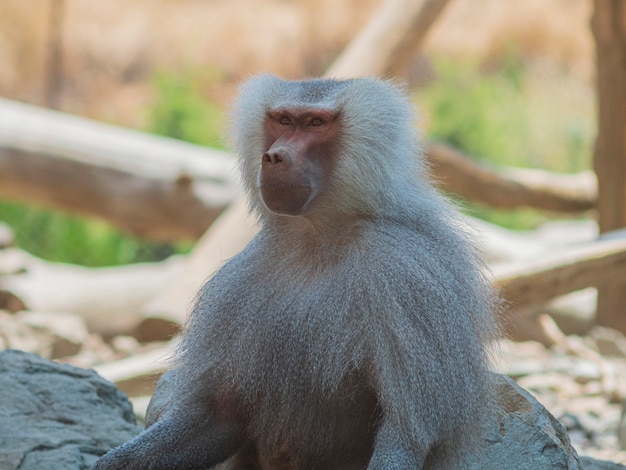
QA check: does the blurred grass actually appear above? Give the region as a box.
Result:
[147,68,227,149]
[0,58,595,264]
[0,201,183,266]
[415,55,594,230]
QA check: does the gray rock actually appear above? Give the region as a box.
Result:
[459,375,625,469]
[580,456,626,469]
[428,374,583,469]
[0,349,142,470]
[0,222,14,248]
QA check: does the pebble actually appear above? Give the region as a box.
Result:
[499,336,626,464]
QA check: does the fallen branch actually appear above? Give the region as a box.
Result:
[427,142,597,212]
[494,230,626,309]
[0,248,184,338]
[93,346,172,397]
[0,98,238,242]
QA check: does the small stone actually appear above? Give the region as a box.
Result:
[517,372,581,398]
[541,289,597,336]
[62,334,118,369]
[16,311,89,359]
[590,327,626,358]
[0,310,49,357]
[111,335,140,354]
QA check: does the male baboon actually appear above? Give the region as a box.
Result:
[94,75,499,470]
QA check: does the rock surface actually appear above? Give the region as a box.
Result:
[582,456,626,470]
[0,349,142,470]
[498,337,626,464]
[2,348,625,469]
[461,374,582,469]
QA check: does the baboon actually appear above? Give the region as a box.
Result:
[94,75,499,470]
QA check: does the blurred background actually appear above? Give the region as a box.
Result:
[5,0,626,465]
[0,0,594,266]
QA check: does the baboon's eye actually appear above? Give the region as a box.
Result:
[310,117,325,127]
[279,116,292,125]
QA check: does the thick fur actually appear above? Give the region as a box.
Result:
[94,75,499,470]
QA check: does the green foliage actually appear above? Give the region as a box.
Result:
[460,203,549,231]
[417,57,529,167]
[415,56,594,229]
[0,201,188,266]
[147,69,226,148]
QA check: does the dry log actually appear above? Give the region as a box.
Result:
[0,98,596,245]
[93,346,172,397]
[469,218,596,266]
[427,142,597,212]
[327,0,452,78]
[0,98,238,242]
[494,230,626,310]
[0,248,184,338]
[135,197,257,342]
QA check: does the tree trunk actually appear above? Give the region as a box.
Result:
[591,0,626,333]
[327,0,451,78]
[494,230,626,310]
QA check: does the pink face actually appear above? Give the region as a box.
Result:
[259,107,342,216]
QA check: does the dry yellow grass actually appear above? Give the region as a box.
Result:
[426,0,593,78]
[0,0,593,126]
